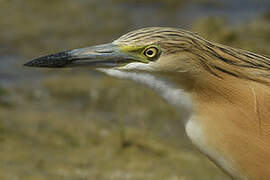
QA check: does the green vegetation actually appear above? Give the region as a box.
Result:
[264,9,270,20]
[0,86,12,108]
[0,87,5,97]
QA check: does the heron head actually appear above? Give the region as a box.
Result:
[25,27,270,85]
[24,27,203,77]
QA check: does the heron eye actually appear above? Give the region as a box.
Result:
[143,47,159,58]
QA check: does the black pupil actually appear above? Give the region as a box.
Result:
[147,50,154,56]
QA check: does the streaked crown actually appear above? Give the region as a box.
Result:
[114,27,270,85]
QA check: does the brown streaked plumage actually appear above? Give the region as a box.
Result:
[115,27,270,85]
[25,27,270,180]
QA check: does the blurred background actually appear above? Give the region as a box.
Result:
[0,0,270,179]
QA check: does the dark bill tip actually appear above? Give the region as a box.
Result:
[24,43,138,69]
[24,51,73,68]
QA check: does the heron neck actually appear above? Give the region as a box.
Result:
[99,69,194,122]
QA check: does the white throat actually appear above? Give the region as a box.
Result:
[99,69,194,122]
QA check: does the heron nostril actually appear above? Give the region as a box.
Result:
[95,50,114,53]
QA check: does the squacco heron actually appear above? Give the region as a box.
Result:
[24,27,270,180]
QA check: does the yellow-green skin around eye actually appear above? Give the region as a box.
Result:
[119,45,160,64]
